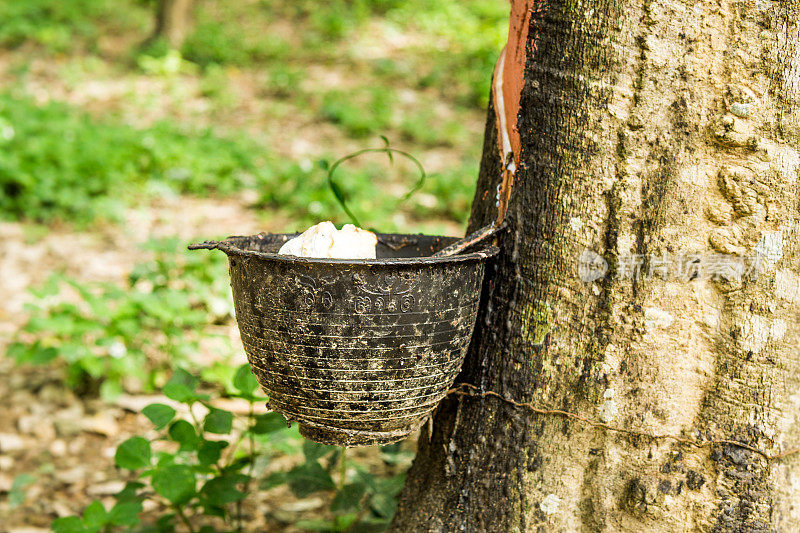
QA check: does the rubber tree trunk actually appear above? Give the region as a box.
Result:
[153,0,195,48]
[391,0,800,531]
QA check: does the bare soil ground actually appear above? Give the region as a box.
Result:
[0,197,262,530]
[0,14,478,526]
[0,196,409,531]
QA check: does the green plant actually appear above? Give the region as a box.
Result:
[0,0,145,54]
[411,158,479,224]
[180,6,292,67]
[263,443,406,532]
[2,91,474,230]
[8,473,36,509]
[137,49,199,76]
[265,65,306,99]
[254,159,394,231]
[0,92,271,224]
[320,88,394,138]
[51,366,408,532]
[388,0,507,107]
[325,138,426,228]
[271,0,399,48]
[398,111,468,148]
[181,22,252,67]
[198,64,230,99]
[6,239,234,398]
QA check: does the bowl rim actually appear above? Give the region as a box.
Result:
[189,232,499,266]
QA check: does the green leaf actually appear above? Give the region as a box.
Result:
[200,503,226,519]
[330,180,347,203]
[31,345,59,364]
[114,481,145,503]
[361,472,404,519]
[108,501,143,526]
[380,442,402,454]
[298,514,360,531]
[331,482,367,513]
[259,471,287,491]
[302,440,337,462]
[349,516,393,533]
[203,407,233,434]
[352,466,379,494]
[142,403,176,430]
[198,439,228,466]
[379,442,414,466]
[155,512,177,531]
[51,516,88,533]
[168,420,200,451]
[287,462,335,497]
[232,364,258,395]
[9,473,35,508]
[82,500,108,529]
[163,368,198,403]
[381,136,394,165]
[250,412,287,434]
[8,342,58,366]
[152,464,196,505]
[5,342,28,362]
[370,491,399,519]
[99,380,124,401]
[200,474,248,504]
[115,437,152,470]
[201,362,236,392]
[293,518,344,532]
[376,474,405,497]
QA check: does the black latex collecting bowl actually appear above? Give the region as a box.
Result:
[190,232,497,446]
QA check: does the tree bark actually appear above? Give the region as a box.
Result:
[392,0,800,531]
[152,0,195,48]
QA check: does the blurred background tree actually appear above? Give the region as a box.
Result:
[152,0,196,48]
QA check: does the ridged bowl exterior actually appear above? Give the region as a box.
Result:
[206,233,496,446]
